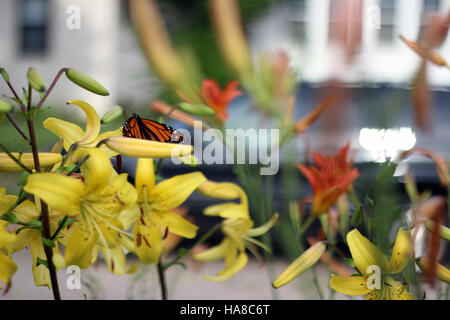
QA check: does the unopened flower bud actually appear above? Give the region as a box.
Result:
[65,68,110,96]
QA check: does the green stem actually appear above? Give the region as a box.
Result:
[4,114,30,143]
[35,68,68,110]
[27,83,32,112]
[51,215,69,240]
[163,223,221,271]
[157,261,168,300]
[24,91,61,300]
[311,266,324,300]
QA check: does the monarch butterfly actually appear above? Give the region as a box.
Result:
[123,113,183,143]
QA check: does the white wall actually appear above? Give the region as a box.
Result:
[0,0,120,118]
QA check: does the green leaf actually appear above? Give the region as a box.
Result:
[36,257,48,269]
[375,164,396,185]
[350,206,363,227]
[41,236,56,248]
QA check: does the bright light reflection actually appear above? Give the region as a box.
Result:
[358,127,416,162]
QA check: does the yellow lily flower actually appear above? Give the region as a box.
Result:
[194,183,278,281]
[44,100,121,157]
[330,228,414,300]
[0,188,63,288]
[194,214,278,282]
[120,158,206,264]
[23,148,138,274]
[0,152,62,172]
[0,192,17,288]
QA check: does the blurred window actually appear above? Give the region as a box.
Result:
[20,0,49,54]
[419,0,442,40]
[289,0,308,45]
[328,0,362,46]
[379,0,397,44]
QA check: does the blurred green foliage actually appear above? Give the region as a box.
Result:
[155,0,285,103]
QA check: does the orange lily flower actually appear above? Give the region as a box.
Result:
[298,143,359,216]
[201,79,243,120]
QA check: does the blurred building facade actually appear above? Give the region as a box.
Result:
[0,0,154,117]
[251,0,450,87]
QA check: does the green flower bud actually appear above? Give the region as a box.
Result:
[0,99,12,113]
[101,105,123,124]
[65,68,110,96]
[178,102,216,117]
[0,68,9,82]
[27,67,46,92]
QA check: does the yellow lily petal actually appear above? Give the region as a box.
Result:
[98,243,128,275]
[24,173,85,215]
[330,275,373,296]
[194,238,232,262]
[390,228,413,273]
[0,253,17,286]
[273,242,326,288]
[203,250,248,282]
[0,221,16,249]
[43,117,84,151]
[204,203,244,218]
[245,213,279,237]
[73,147,112,194]
[0,188,16,214]
[347,229,389,275]
[11,228,38,253]
[67,100,101,145]
[133,218,162,264]
[106,136,193,158]
[365,286,389,300]
[0,153,62,172]
[118,206,140,230]
[12,199,39,222]
[30,238,51,288]
[136,158,155,200]
[108,173,138,209]
[88,173,138,221]
[153,210,198,239]
[151,172,206,211]
[385,277,414,300]
[418,257,450,283]
[64,222,98,269]
[197,181,241,200]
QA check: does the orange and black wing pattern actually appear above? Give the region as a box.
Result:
[123,113,183,143]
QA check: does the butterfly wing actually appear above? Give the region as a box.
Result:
[140,118,174,143]
[123,114,178,143]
